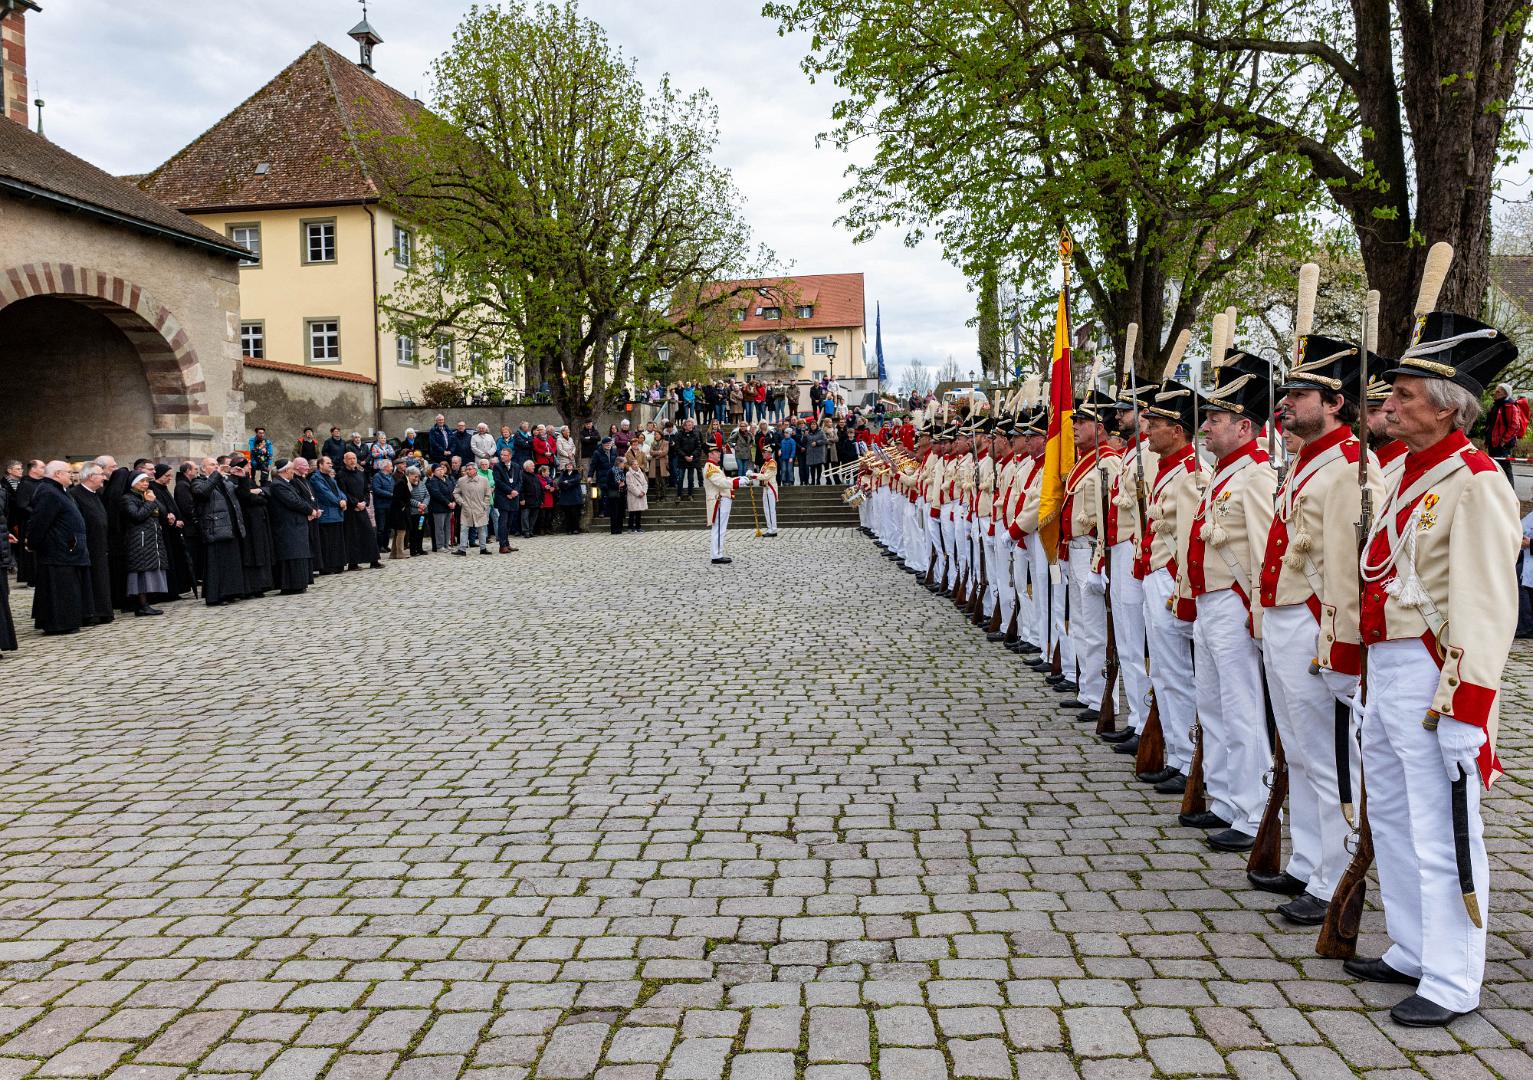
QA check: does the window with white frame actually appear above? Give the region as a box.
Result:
[813,336,832,355]
[743,339,758,358]
[240,321,264,359]
[761,306,781,320]
[796,305,814,319]
[393,224,413,269]
[396,333,416,366]
[303,219,337,264]
[732,308,746,322]
[306,319,340,362]
[503,354,520,387]
[229,224,261,266]
[433,243,448,274]
[436,335,454,372]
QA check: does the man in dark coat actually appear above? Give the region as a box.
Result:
[671,421,703,500]
[321,426,348,470]
[292,457,321,584]
[231,458,274,597]
[10,459,43,586]
[588,437,624,535]
[337,451,380,570]
[448,421,475,465]
[26,462,94,634]
[190,457,247,606]
[428,414,452,463]
[70,463,115,625]
[491,448,523,551]
[149,464,190,601]
[267,460,319,594]
[97,458,134,611]
[0,477,16,656]
[173,462,202,587]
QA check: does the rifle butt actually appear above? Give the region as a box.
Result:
[1049,641,1063,678]
[1181,732,1207,816]
[1095,665,1119,735]
[1135,698,1166,775]
[986,606,1003,634]
[1005,606,1019,642]
[1315,847,1370,959]
[1247,764,1288,878]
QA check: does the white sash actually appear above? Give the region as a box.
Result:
[1275,439,1349,521]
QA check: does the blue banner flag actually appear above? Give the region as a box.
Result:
[875,303,887,384]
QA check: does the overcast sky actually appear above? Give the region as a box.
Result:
[25,0,978,381]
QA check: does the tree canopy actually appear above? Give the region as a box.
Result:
[371,1,771,426]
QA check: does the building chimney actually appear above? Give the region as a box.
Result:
[1,1,40,127]
[348,0,382,76]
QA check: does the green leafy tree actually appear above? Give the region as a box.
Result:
[369,1,772,428]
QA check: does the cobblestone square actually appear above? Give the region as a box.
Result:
[1,528,1530,1079]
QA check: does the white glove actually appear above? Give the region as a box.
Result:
[1083,574,1106,597]
[1437,716,1485,783]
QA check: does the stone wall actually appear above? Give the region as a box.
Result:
[0,195,242,461]
[242,362,376,451]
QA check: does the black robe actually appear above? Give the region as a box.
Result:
[26,478,94,635]
[173,479,203,586]
[267,477,315,593]
[0,487,16,653]
[337,467,376,568]
[11,475,37,586]
[152,481,190,601]
[69,486,114,625]
[194,474,247,606]
[235,477,275,595]
[102,468,131,611]
[293,475,321,583]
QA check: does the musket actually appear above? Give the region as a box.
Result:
[1096,324,1135,735]
[1182,310,1228,818]
[1134,327,1190,777]
[1251,262,1320,866]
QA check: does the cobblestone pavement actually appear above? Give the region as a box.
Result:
[2,527,1531,1080]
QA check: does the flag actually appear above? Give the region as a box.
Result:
[875,303,887,384]
[1037,281,1076,566]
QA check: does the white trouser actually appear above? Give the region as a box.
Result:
[1051,551,1075,674]
[1067,541,1109,705]
[981,520,1001,618]
[858,490,870,529]
[1143,567,1195,772]
[710,498,732,559]
[1365,638,1487,1013]
[763,487,778,533]
[941,504,959,588]
[995,534,1017,633]
[911,499,930,572]
[1193,589,1270,836]
[927,508,946,582]
[954,508,971,589]
[1108,542,1150,733]
[1012,537,1036,645]
[1261,604,1359,901]
[1025,534,1053,650]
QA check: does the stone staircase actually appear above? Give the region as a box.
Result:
[635,481,861,531]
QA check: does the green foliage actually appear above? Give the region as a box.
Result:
[419,379,467,409]
[368,1,772,427]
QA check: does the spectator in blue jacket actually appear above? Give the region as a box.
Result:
[370,459,395,555]
[310,457,346,575]
[511,422,535,467]
[778,429,797,486]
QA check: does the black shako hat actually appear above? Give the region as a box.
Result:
[1383,311,1519,398]
[1280,334,1365,401]
[1074,390,1117,424]
[1211,348,1271,392]
[1203,368,1273,427]
[1114,382,1159,412]
[1143,378,1199,432]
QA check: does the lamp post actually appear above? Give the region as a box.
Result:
[824,339,838,384]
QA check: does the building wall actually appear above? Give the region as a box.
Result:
[0,195,242,461]
[1,11,25,127]
[722,325,867,379]
[242,364,376,449]
[193,204,493,412]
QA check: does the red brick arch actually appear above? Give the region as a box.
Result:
[0,261,210,431]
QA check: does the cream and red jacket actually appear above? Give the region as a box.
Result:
[1063,445,1122,551]
[1141,445,1207,619]
[703,462,745,524]
[992,454,1020,538]
[1007,454,1045,545]
[1257,425,1382,676]
[757,459,778,498]
[1184,441,1276,636]
[922,452,945,515]
[976,451,996,521]
[1360,430,1521,787]
[1106,435,1159,554]
[951,452,976,513]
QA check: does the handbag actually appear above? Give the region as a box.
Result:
[723,452,738,472]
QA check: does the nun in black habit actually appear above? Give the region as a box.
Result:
[69,471,115,625]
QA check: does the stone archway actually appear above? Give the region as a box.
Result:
[0,261,216,460]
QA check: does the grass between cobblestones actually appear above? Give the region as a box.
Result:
[0,528,1530,1080]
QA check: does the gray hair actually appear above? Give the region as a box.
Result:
[405,467,420,480]
[92,455,115,468]
[77,463,102,482]
[1423,378,1483,431]
[43,460,70,479]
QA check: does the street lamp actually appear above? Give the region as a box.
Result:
[824,339,838,383]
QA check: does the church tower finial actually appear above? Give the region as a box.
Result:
[348,0,382,75]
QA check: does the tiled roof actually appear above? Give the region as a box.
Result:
[1493,255,1533,316]
[244,356,375,384]
[0,119,244,256]
[138,42,424,212]
[708,273,866,332]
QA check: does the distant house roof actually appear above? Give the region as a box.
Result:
[710,273,867,332]
[0,119,244,258]
[138,41,425,213]
[1493,255,1533,314]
